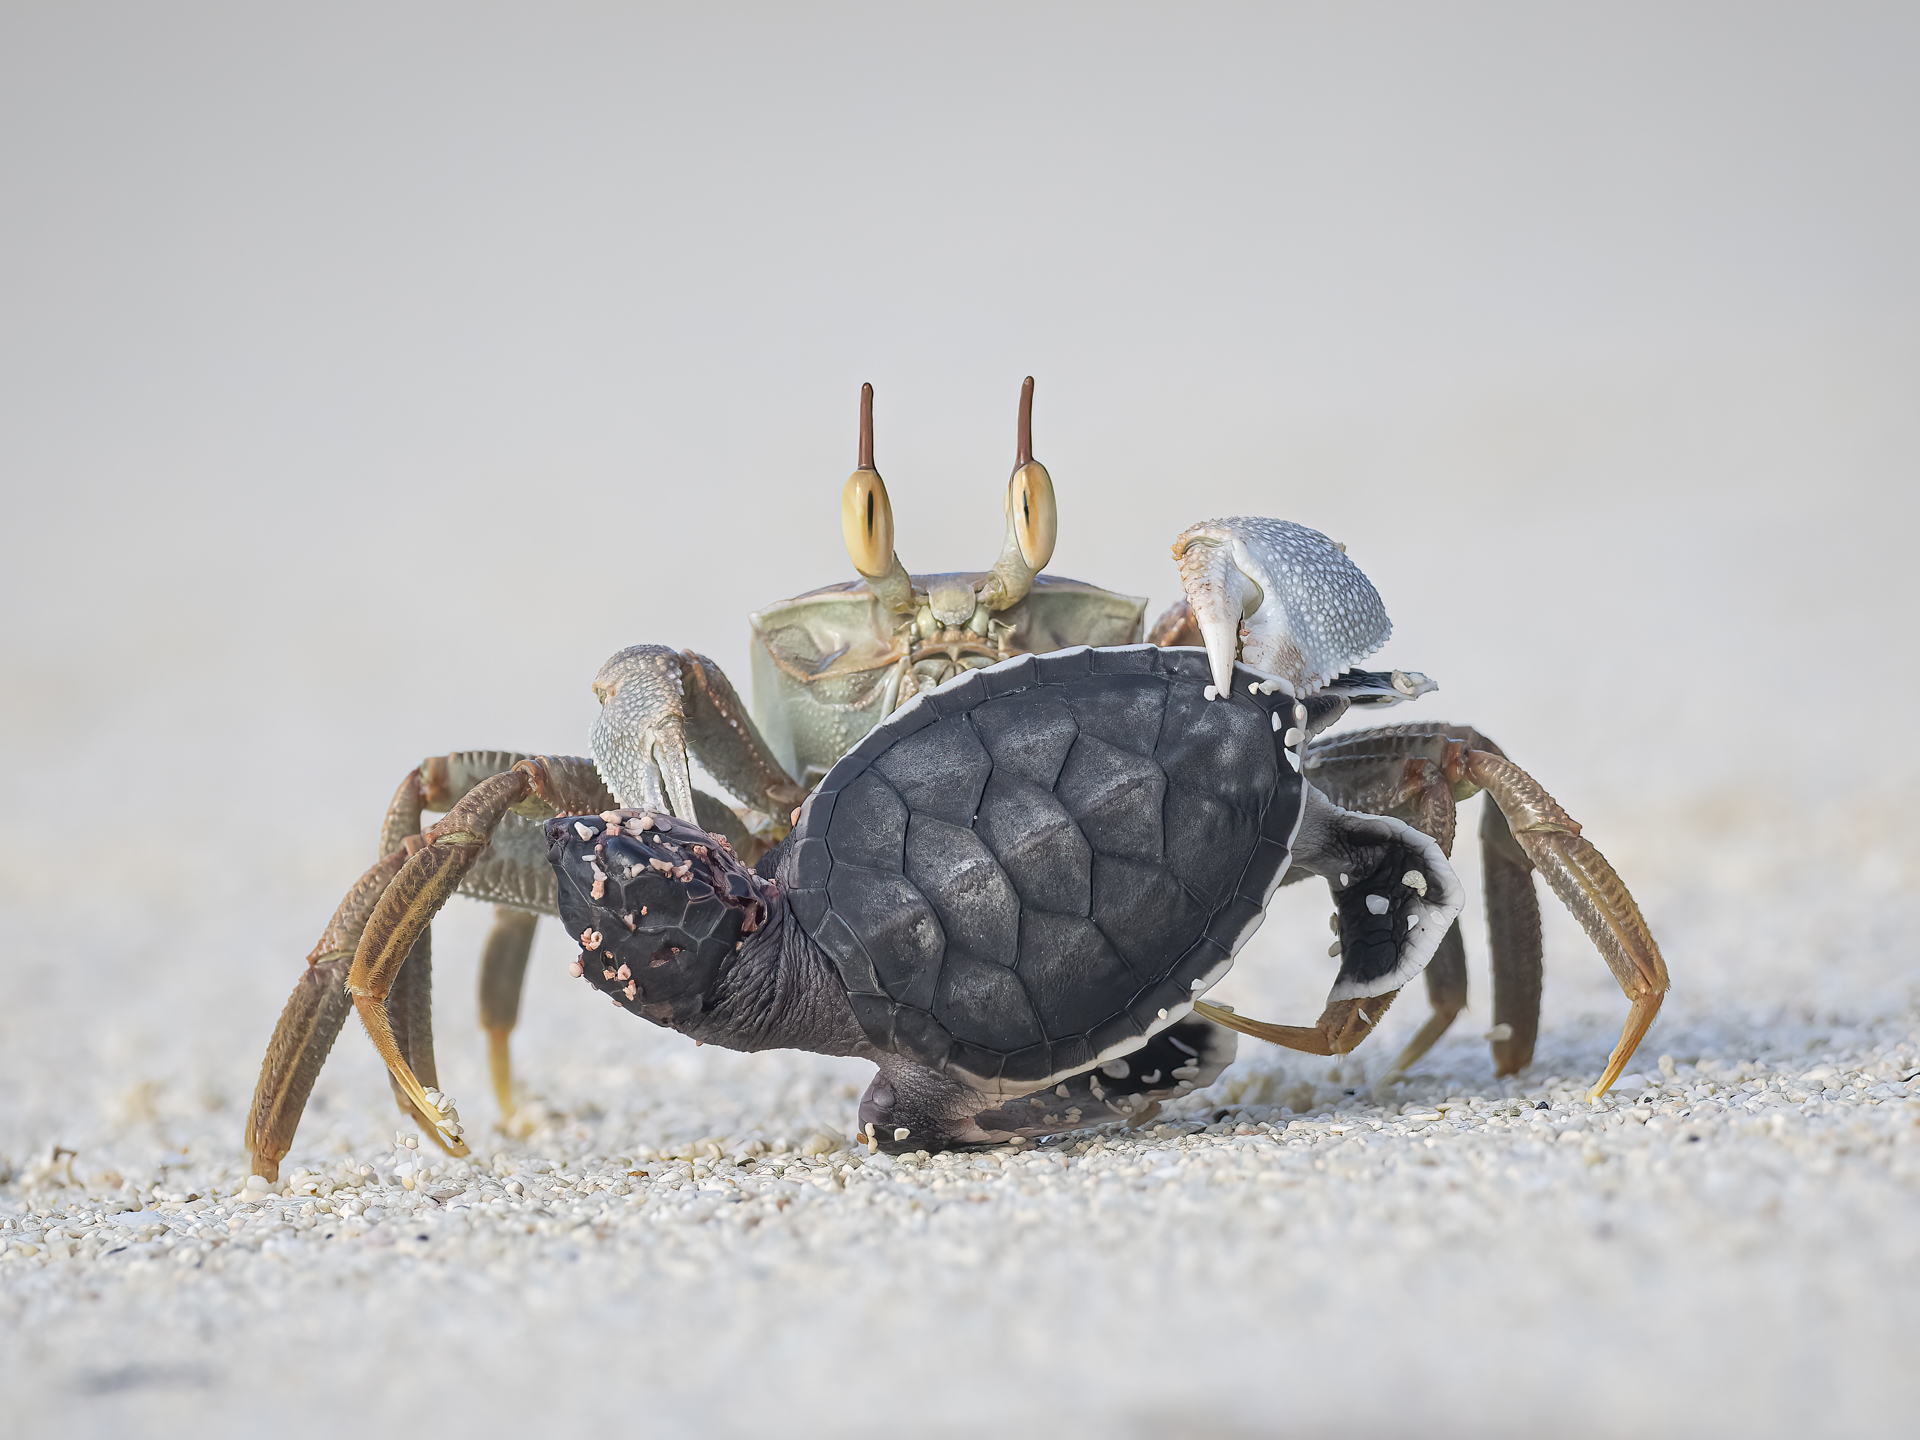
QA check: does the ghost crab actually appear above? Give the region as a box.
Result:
[244,380,1667,1179]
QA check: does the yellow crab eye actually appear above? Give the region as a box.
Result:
[841,468,895,579]
[1007,460,1056,572]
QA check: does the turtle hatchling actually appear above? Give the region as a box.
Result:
[544,645,1465,1153]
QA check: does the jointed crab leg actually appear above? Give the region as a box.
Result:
[1479,789,1545,1076]
[1389,926,1470,1087]
[1297,725,1665,1098]
[246,755,608,1178]
[1463,749,1667,1100]
[1302,726,1547,1080]
[477,906,539,1118]
[1196,994,1400,1055]
[246,847,411,1180]
[246,730,777,1176]
[345,765,563,1155]
[382,927,443,1133]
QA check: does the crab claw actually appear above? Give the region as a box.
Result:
[1171,517,1392,698]
[591,646,700,821]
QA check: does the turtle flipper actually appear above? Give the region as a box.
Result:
[856,1020,1239,1154]
[968,1019,1239,1140]
[1193,787,1466,1061]
[1289,784,1466,1000]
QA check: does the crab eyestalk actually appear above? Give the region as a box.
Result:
[980,376,1058,614]
[840,382,917,616]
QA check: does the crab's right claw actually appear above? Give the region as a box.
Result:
[1171,517,1393,699]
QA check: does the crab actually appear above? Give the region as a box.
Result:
[244,381,1668,1178]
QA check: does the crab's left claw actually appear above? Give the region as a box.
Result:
[591,645,806,823]
[1171,517,1393,699]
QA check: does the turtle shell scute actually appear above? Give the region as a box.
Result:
[789,647,1303,1094]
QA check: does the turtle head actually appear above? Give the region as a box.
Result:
[544,810,774,1029]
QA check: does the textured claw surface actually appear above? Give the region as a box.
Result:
[1173,516,1392,696]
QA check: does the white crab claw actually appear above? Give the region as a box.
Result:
[1172,528,1250,699]
[1171,517,1392,696]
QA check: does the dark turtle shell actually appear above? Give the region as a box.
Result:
[785,645,1306,1095]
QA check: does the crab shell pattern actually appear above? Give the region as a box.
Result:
[788,644,1388,1098]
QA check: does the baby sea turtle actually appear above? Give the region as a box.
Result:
[545,645,1464,1152]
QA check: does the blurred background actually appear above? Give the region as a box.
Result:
[2,2,1916,1430]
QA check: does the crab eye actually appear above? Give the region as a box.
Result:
[1007,460,1056,571]
[841,468,895,579]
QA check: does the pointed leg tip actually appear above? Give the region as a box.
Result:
[487,1029,517,1119]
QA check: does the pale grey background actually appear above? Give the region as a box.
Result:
[2,3,1916,1435]
[5,0,1913,1100]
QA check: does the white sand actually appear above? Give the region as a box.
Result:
[6,525,1918,1436]
[5,6,1918,1436]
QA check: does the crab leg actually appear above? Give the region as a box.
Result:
[423,752,614,1127]
[346,765,573,1154]
[1302,725,1548,1078]
[1300,724,1663,1094]
[245,755,606,1177]
[1387,925,1469,1085]
[1479,788,1545,1075]
[1302,746,1477,1082]
[477,906,538,1118]
[1463,750,1667,1100]
[382,928,443,1127]
[1196,994,1400,1055]
[1197,788,1465,1061]
[246,847,410,1181]
[366,765,455,1138]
